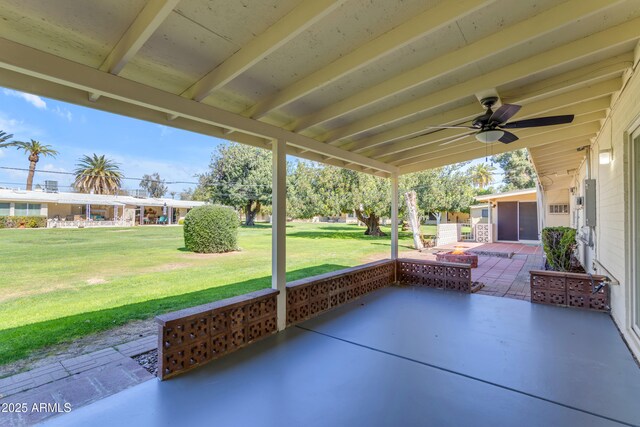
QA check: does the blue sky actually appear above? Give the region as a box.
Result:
[0,88,223,194]
[0,87,503,194]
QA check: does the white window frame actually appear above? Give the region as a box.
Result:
[548,203,569,214]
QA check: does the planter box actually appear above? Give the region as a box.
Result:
[530,270,609,311]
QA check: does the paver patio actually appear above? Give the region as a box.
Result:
[0,337,156,426]
[406,242,544,300]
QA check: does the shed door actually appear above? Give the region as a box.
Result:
[497,202,518,241]
[518,202,538,240]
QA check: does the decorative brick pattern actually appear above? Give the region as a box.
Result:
[396,258,472,292]
[475,223,491,243]
[156,289,279,380]
[156,259,484,379]
[286,260,395,326]
[530,270,609,311]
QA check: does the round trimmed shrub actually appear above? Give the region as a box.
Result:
[183,205,239,253]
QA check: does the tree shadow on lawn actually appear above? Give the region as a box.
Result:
[238,223,295,230]
[0,264,348,367]
[287,230,414,241]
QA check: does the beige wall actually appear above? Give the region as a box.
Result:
[570,54,640,359]
[543,188,571,227]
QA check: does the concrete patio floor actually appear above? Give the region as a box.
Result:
[42,287,640,427]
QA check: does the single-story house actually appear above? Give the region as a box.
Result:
[0,189,206,227]
[472,188,541,243]
[423,211,470,225]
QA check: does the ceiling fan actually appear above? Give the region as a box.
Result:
[427,97,574,146]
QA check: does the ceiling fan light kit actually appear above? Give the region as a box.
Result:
[476,129,504,143]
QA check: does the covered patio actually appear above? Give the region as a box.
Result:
[45,287,640,426]
[1,0,639,425]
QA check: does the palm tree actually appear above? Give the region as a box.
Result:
[470,163,496,189]
[0,130,13,143]
[74,154,123,194]
[0,139,58,191]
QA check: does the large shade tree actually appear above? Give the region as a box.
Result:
[0,139,58,191]
[140,172,168,198]
[288,162,391,236]
[287,161,323,220]
[407,165,475,223]
[203,143,272,226]
[73,154,123,194]
[492,149,537,190]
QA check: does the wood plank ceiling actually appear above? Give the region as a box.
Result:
[0,0,638,181]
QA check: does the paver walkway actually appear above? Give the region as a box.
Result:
[0,336,156,426]
[404,242,544,300]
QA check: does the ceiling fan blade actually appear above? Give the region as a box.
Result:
[423,125,475,129]
[439,132,476,146]
[501,115,574,129]
[499,131,519,144]
[489,104,521,124]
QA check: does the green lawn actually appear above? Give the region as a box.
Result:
[0,222,432,365]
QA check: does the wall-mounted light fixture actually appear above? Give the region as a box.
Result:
[599,148,613,165]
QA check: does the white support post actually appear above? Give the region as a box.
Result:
[391,173,399,260]
[140,205,144,226]
[272,139,287,330]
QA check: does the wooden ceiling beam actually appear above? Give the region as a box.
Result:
[182,0,345,102]
[394,116,602,168]
[398,125,600,174]
[0,37,396,175]
[295,0,620,134]
[89,0,180,101]
[247,0,492,119]
[370,81,616,161]
[321,17,640,143]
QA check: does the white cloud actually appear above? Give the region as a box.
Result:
[2,89,47,109]
[0,114,44,138]
[157,125,174,137]
[0,149,5,158]
[52,106,73,122]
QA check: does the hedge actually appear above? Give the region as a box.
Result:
[0,216,47,229]
[541,226,577,272]
[183,205,239,253]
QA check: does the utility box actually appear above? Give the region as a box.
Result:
[584,179,596,227]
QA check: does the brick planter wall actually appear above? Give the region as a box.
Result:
[530,270,609,311]
[286,260,395,326]
[156,289,278,380]
[396,258,472,292]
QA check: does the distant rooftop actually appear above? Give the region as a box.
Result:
[474,188,537,201]
[0,189,206,208]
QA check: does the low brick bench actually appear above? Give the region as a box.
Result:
[396,258,473,292]
[156,289,279,380]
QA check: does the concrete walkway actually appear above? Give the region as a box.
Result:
[0,336,156,426]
